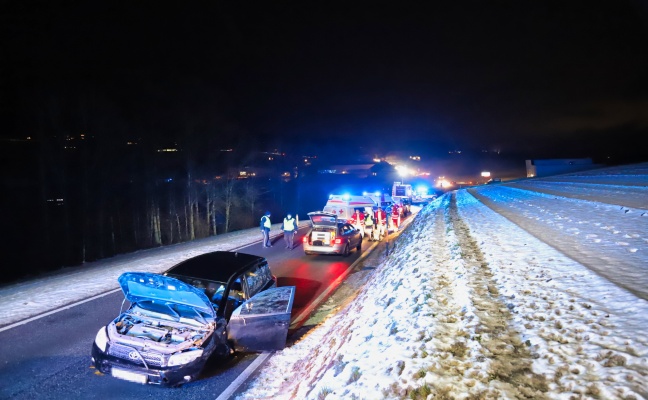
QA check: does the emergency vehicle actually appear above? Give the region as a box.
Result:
[392,182,413,204]
[322,195,376,238]
[363,192,395,209]
[322,194,376,222]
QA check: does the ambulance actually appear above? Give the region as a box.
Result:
[322,194,376,222]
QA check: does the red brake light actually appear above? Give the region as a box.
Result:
[303,236,308,243]
[334,238,342,244]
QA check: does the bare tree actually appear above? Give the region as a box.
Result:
[241,179,268,216]
[213,175,238,233]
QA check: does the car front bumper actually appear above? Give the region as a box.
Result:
[91,342,205,387]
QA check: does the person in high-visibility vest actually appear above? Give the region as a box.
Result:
[374,207,387,240]
[349,208,365,238]
[260,211,272,248]
[364,212,375,241]
[390,204,401,231]
[282,213,297,250]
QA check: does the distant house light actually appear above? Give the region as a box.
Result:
[409,156,421,161]
[481,171,491,178]
[157,148,178,152]
[46,198,65,205]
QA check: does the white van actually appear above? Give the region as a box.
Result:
[363,192,395,209]
[322,195,376,221]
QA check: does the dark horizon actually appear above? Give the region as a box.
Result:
[2,1,648,164]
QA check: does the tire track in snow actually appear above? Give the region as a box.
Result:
[448,192,549,399]
[467,186,648,300]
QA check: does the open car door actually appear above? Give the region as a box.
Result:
[227,286,295,352]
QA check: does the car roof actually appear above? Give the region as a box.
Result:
[164,251,266,282]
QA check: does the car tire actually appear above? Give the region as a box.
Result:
[343,244,350,257]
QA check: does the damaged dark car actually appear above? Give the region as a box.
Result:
[91,251,295,387]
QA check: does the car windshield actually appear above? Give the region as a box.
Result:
[165,275,228,309]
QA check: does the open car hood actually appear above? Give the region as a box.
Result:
[118,272,216,319]
[307,211,338,228]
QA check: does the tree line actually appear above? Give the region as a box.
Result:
[3,131,301,284]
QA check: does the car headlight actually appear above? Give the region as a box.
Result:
[168,350,204,367]
[94,327,109,352]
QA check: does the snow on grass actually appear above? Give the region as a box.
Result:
[237,179,648,399]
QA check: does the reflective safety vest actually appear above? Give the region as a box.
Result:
[374,209,386,225]
[350,211,365,225]
[261,216,271,229]
[283,217,296,231]
[365,215,374,227]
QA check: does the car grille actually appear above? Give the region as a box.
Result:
[108,343,164,367]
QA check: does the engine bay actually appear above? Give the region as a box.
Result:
[114,313,212,348]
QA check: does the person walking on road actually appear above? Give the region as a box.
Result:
[260,211,272,248]
[282,213,297,250]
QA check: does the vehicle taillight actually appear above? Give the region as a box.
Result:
[334,238,342,244]
[303,236,309,243]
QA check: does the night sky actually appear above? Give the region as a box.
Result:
[2,1,648,162]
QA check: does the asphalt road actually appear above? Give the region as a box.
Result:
[0,227,366,400]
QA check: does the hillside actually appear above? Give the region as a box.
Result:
[238,163,648,400]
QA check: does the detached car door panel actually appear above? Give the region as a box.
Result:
[227,286,295,352]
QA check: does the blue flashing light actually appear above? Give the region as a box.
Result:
[342,193,351,201]
[415,185,428,194]
[374,191,380,197]
[362,191,368,196]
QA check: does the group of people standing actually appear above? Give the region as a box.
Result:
[259,211,297,250]
[260,204,402,249]
[349,206,398,241]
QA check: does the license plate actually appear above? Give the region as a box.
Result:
[112,368,148,384]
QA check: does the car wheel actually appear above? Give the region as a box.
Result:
[343,243,350,257]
